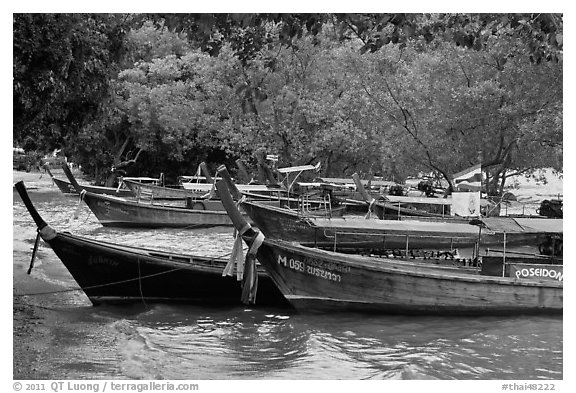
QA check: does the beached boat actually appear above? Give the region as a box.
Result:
[349,173,455,219]
[53,164,134,197]
[234,198,560,252]
[123,162,221,201]
[215,180,563,315]
[51,177,134,197]
[63,163,234,228]
[122,178,207,200]
[51,176,77,194]
[217,167,562,253]
[13,181,289,307]
[78,191,233,228]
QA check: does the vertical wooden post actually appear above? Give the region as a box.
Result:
[502,232,507,277]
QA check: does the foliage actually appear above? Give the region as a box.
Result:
[13,13,129,155]
[151,13,562,66]
[343,37,562,192]
[13,13,563,192]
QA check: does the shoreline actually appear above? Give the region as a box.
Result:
[12,169,68,379]
[13,243,57,379]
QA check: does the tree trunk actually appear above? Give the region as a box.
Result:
[104,141,143,187]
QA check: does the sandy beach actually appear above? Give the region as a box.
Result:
[13,170,60,379]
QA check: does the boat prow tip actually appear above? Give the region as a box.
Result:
[14,180,49,230]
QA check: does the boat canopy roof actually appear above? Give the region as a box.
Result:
[479,217,563,234]
[385,195,453,206]
[178,175,222,183]
[122,177,161,183]
[277,163,320,174]
[314,177,399,187]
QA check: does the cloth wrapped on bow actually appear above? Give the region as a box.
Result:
[222,224,265,305]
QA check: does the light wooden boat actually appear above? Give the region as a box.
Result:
[214,179,563,315]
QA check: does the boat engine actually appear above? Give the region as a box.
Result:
[417,180,435,197]
[389,185,405,196]
[537,199,563,218]
[539,234,563,256]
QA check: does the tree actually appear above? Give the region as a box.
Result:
[153,13,562,67]
[14,13,562,187]
[348,35,562,193]
[13,14,129,155]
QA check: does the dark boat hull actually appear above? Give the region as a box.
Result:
[46,232,289,307]
[52,177,77,194]
[81,192,234,228]
[123,179,206,200]
[241,201,543,250]
[52,177,133,197]
[254,239,562,315]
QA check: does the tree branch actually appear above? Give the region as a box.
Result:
[115,147,143,169]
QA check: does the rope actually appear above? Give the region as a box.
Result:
[137,257,147,306]
[69,205,94,230]
[14,250,233,298]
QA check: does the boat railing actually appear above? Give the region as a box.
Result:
[489,196,562,217]
[319,230,482,269]
[484,248,556,259]
[322,229,469,255]
[481,248,563,279]
[296,192,334,218]
[388,200,450,219]
[135,184,155,204]
[134,184,210,209]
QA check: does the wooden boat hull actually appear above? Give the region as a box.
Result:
[241,201,543,250]
[254,239,562,315]
[52,177,134,197]
[41,232,290,307]
[52,177,77,194]
[123,179,206,200]
[14,180,289,307]
[81,192,233,228]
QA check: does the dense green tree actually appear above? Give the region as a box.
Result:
[152,13,562,66]
[67,20,197,184]
[13,13,562,191]
[13,13,129,155]
[347,36,562,193]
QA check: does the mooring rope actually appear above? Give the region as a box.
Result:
[137,256,147,306]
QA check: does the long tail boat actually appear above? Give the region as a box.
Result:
[123,162,217,201]
[122,178,207,201]
[63,162,234,228]
[214,180,563,315]
[78,190,234,228]
[229,196,561,252]
[56,163,134,197]
[13,181,289,307]
[350,173,457,219]
[219,166,561,253]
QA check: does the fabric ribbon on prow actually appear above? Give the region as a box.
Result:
[73,189,87,219]
[352,173,383,219]
[214,169,264,305]
[222,222,249,280]
[240,231,264,304]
